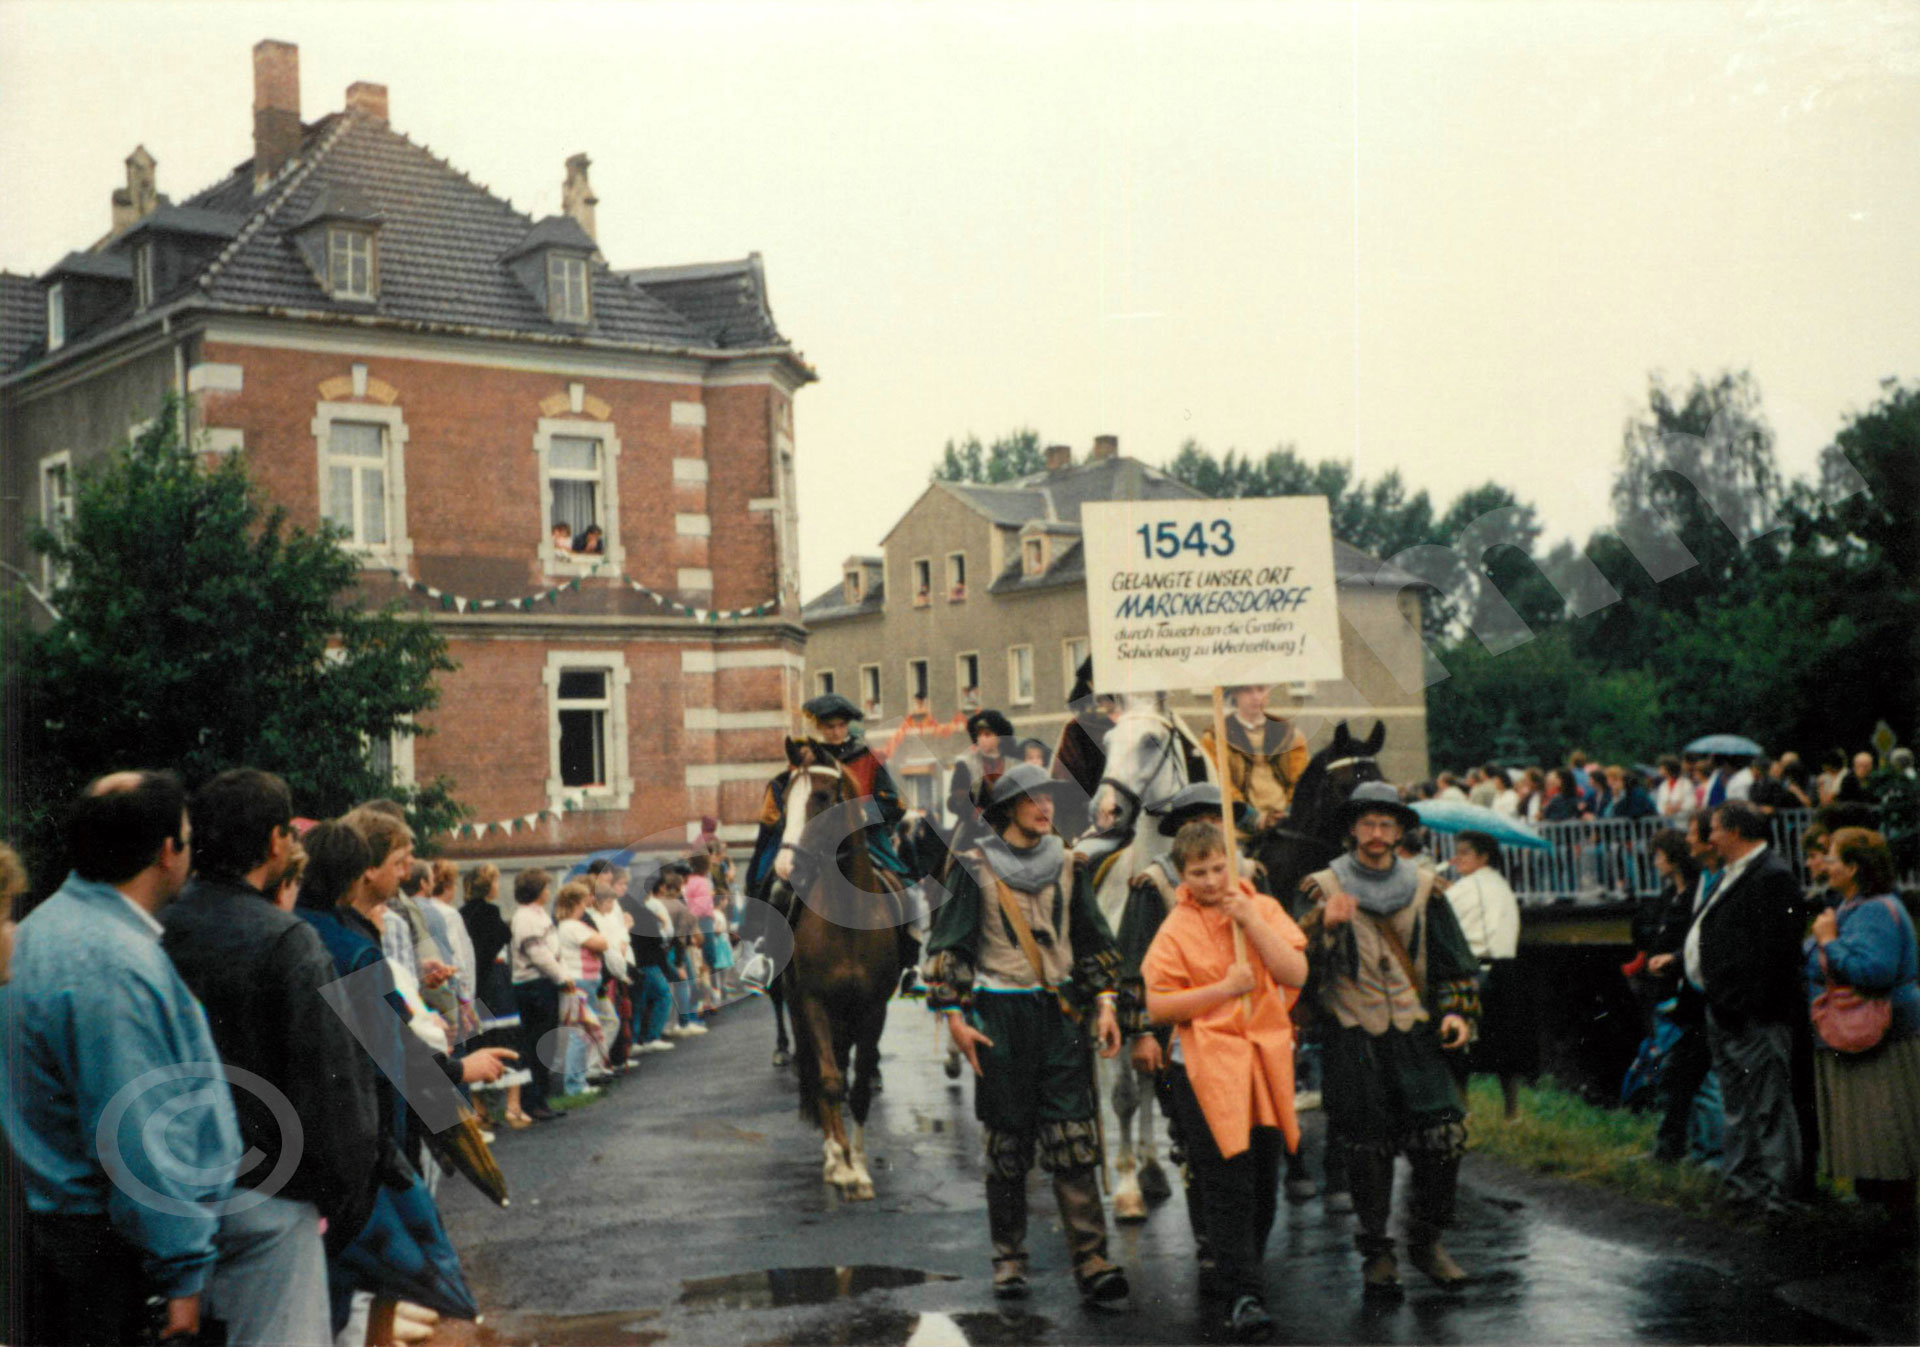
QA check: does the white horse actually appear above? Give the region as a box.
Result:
[1081,691,1209,1223]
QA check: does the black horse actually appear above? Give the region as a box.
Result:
[1255,720,1389,913]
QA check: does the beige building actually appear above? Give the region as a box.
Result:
[801,438,1431,813]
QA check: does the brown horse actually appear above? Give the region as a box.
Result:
[772,740,905,1201]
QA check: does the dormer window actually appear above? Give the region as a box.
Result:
[46,283,65,351]
[1023,537,1046,576]
[328,228,375,300]
[844,569,863,604]
[133,244,155,310]
[547,253,590,323]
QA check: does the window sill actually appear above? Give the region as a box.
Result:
[553,786,630,813]
[541,546,621,581]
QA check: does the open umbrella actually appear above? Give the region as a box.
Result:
[1685,734,1763,757]
[1411,799,1552,852]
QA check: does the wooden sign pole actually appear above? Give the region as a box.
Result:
[1210,686,1252,1017]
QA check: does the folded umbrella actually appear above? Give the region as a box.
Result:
[1411,799,1552,851]
[1685,733,1763,757]
[333,1166,479,1322]
[422,1096,509,1207]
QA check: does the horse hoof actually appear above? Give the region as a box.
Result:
[772,1049,790,1068]
[1138,1160,1173,1204]
[1114,1189,1148,1223]
[849,1180,875,1201]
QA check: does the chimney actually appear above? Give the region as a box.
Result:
[1091,434,1119,461]
[253,39,302,192]
[345,81,388,123]
[562,154,598,241]
[1045,443,1072,472]
[110,145,158,236]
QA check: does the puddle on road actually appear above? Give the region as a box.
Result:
[682,1267,959,1312]
[475,1308,663,1347]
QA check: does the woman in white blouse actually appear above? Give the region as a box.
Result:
[1444,831,1533,1118]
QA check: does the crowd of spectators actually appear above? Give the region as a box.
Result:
[0,769,748,1347]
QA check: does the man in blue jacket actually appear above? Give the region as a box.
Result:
[2,771,241,1344]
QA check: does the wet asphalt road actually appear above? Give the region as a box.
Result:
[435,996,1884,1347]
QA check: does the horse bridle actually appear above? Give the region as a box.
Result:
[1098,711,1190,820]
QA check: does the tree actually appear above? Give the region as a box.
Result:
[9,403,464,886]
[933,428,1047,483]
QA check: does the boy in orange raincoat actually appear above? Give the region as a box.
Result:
[1142,820,1308,1344]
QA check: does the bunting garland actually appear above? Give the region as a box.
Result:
[383,564,780,622]
[443,790,593,840]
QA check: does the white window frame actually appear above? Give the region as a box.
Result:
[328,227,375,301]
[956,651,980,704]
[534,417,624,578]
[46,283,65,352]
[1008,644,1035,706]
[859,663,882,719]
[323,649,415,786]
[815,670,836,697]
[907,657,930,703]
[133,243,155,310]
[547,252,591,323]
[947,551,967,601]
[544,649,633,811]
[1063,637,1089,695]
[38,451,73,590]
[311,401,411,566]
[911,557,932,607]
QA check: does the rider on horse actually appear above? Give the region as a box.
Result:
[948,709,1016,855]
[923,762,1130,1308]
[1050,658,1117,844]
[1199,684,1309,837]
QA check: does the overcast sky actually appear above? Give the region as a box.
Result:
[4,0,1916,599]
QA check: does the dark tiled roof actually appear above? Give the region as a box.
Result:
[802,578,887,624]
[504,214,597,260]
[0,273,44,372]
[1010,456,1203,523]
[120,205,246,241]
[8,108,801,385]
[988,538,1086,596]
[194,113,708,344]
[936,480,1053,527]
[620,256,785,348]
[44,250,133,281]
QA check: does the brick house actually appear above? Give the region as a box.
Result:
[801,437,1431,813]
[0,41,811,854]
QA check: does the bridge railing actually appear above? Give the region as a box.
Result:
[1419,809,1831,904]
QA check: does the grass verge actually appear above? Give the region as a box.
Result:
[1464,1076,1866,1237]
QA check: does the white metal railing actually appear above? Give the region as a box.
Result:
[1419,809,1833,904]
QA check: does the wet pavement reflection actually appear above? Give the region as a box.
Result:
[436,997,1888,1346]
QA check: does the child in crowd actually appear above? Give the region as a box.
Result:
[1143,820,1309,1344]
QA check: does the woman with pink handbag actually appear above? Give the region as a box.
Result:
[1805,827,1920,1234]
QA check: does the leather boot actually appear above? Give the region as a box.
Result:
[1052,1167,1128,1305]
[1361,1250,1403,1302]
[987,1175,1029,1298]
[1406,1238,1468,1291]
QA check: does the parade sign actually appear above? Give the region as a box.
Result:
[1081,496,1343,693]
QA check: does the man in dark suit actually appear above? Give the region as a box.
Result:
[1684,800,1806,1215]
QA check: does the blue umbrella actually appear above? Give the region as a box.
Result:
[1685,734,1763,757]
[1412,800,1552,852]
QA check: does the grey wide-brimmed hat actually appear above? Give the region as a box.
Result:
[1335,780,1421,833]
[801,692,863,723]
[982,761,1073,811]
[1155,782,1257,836]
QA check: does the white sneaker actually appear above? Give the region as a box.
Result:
[643,1039,675,1052]
[682,1022,709,1036]
[662,1026,688,1039]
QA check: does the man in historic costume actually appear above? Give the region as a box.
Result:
[1298,781,1480,1300]
[923,763,1130,1307]
[948,709,1015,855]
[744,694,916,959]
[1051,658,1117,844]
[1199,684,1310,836]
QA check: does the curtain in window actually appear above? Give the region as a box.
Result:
[551,479,596,536]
